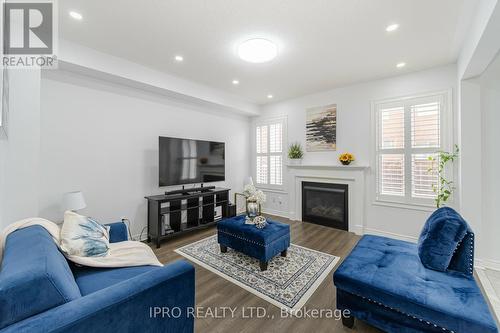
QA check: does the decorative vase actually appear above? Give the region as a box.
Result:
[246,199,260,218]
[341,160,351,165]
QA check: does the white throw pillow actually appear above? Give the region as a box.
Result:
[61,211,110,257]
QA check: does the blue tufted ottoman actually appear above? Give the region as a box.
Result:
[217,215,290,271]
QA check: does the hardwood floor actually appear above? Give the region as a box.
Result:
[151,215,382,333]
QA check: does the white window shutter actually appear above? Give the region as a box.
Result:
[375,92,447,205]
[256,156,268,184]
[255,120,284,187]
[256,125,268,154]
[411,102,440,148]
[380,106,405,149]
[412,154,438,198]
[379,154,405,196]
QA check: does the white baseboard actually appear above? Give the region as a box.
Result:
[362,227,418,243]
[131,232,149,242]
[476,259,500,271]
[262,208,290,219]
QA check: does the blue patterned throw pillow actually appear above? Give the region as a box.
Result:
[61,211,110,257]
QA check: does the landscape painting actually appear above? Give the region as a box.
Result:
[306,104,337,151]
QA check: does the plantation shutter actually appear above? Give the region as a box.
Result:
[378,104,405,196]
[410,99,441,199]
[255,119,284,187]
[376,92,446,205]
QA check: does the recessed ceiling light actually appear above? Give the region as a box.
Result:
[386,23,399,32]
[267,94,274,99]
[396,62,406,68]
[238,38,278,63]
[69,11,83,20]
[174,55,184,62]
[232,80,239,85]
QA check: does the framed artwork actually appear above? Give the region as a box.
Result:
[306,104,337,151]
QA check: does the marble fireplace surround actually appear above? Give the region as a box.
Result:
[287,164,369,235]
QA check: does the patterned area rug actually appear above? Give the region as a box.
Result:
[175,235,340,311]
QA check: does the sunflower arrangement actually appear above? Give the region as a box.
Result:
[339,152,355,165]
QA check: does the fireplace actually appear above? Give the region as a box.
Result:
[302,182,348,230]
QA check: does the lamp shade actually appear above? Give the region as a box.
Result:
[244,176,254,186]
[63,191,87,211]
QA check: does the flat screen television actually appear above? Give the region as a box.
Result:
[159,136,225,187]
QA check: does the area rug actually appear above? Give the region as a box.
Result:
[175,235,340,311]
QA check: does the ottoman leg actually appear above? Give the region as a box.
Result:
[281,250,287,257]
[342,312,354,329]
[260,261,268,271]
[220,245,228,253]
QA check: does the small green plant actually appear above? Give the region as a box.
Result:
[428,145,459,208]
[288,143,304,159]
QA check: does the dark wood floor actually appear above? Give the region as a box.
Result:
[151,215,382,333]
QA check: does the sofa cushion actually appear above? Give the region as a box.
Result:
[334,235,498,333]
[72,265,158,295]
[0,226,81,329]
[417,207,469,272]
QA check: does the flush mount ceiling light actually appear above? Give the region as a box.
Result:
[69,11,83,20]
[267,94,274,99]
[232,79,239,85]
[174,55,184,62]
[396,62,406,68]
[238,38,278,63]
[386,23,399,32]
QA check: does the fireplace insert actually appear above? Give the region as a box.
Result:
[302,182,348,230]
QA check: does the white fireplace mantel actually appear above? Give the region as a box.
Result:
[286,164,369,235]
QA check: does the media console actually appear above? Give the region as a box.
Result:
[145,187,231,248]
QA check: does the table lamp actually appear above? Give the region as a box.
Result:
[63,191,87,212]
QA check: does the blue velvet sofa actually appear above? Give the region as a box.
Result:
[334,207,498,333]
[0,222,195,333]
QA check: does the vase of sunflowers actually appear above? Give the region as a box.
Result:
[339,152,355,165]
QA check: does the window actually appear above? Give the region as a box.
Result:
[255,118,285,188]
[374,91,450,206]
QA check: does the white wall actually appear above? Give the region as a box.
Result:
[255,65,458,240]
[478,55,500,265]
[0,69,41,229]
[38,70,250,238]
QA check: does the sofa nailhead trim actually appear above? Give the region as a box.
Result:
[354,293,453,332]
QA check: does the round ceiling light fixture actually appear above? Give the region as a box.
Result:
[238,38,278,63]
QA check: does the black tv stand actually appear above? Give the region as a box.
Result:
[164,185,216,196]
[145,187,230,248]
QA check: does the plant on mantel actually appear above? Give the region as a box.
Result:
[288,142,304,159]
[428,145,459,208]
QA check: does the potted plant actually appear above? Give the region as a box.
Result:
[288,142,304,165]
[339,152,355,165]
[428,145,459,208]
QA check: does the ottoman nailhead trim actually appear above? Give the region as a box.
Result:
[218,229,289,248]
[349,292,453,332]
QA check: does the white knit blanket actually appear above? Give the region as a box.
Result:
[0,218,163,268]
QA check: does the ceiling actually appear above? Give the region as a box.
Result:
[59,0,470,105]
